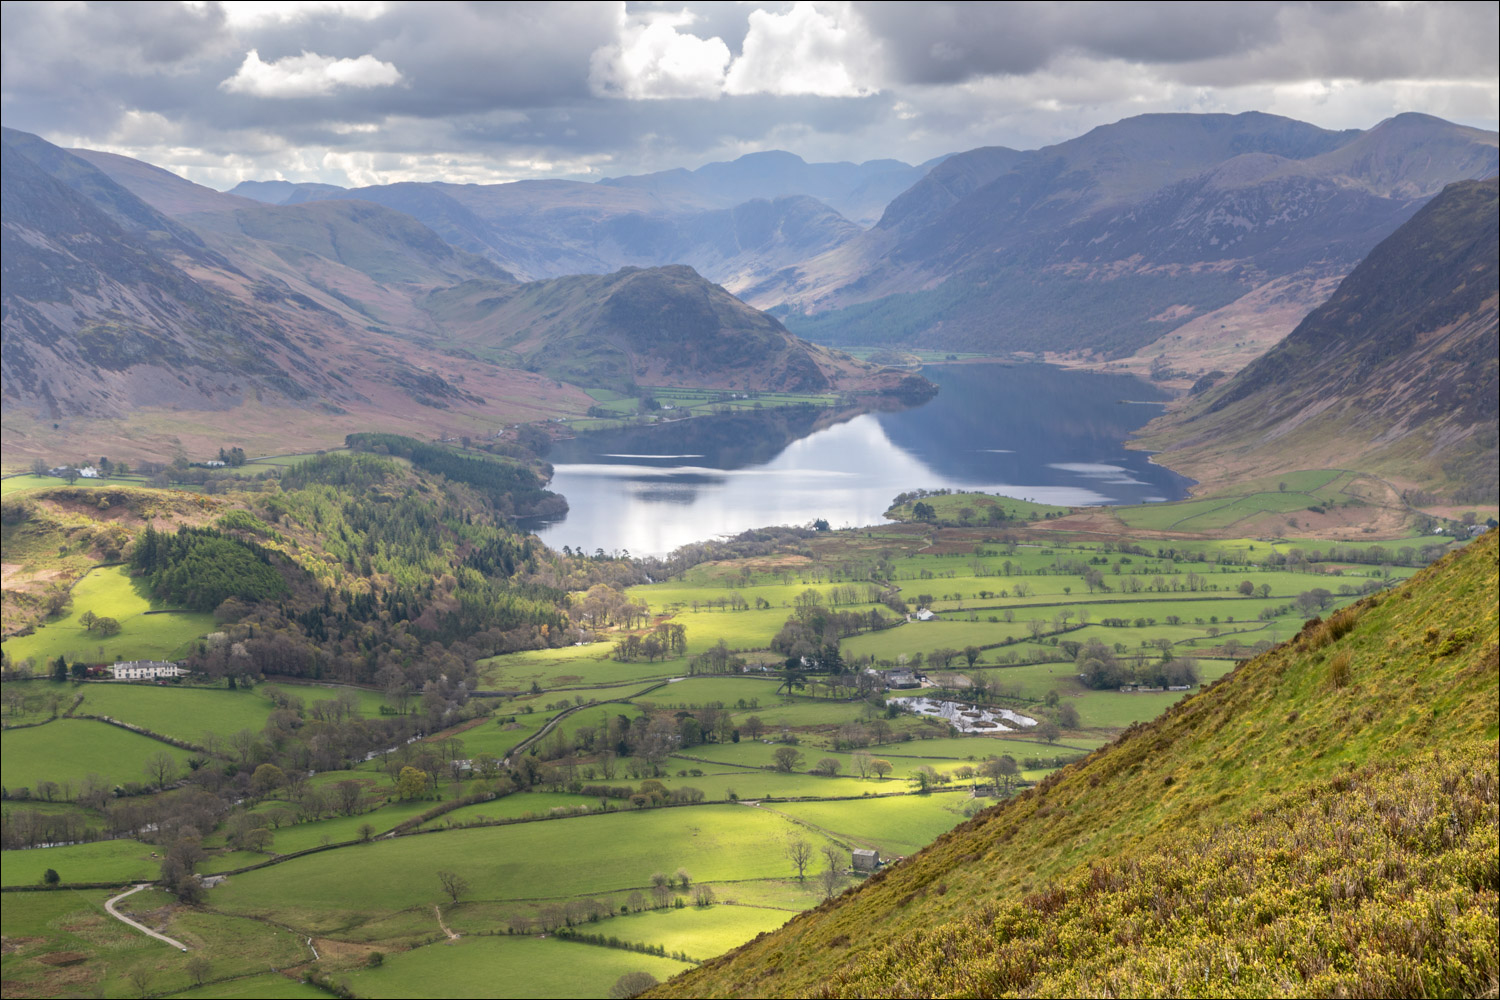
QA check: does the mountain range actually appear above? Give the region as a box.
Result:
[2,110,1495,475]
[1,129,917,463]
[1137,177,1498,501]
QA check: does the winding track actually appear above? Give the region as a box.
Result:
[103,884,189,951]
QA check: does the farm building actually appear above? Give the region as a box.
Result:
[852,849,880,872]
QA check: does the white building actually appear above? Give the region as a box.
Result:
[112,661,183,681]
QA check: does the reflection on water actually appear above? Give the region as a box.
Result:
[527,364,1192,557]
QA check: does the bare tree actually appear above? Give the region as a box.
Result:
[650,871,672,908]
[817,854,847,899]
[143,751,178,789]
[784,836,813,881]
[126,965,155,998]
[186,954,213,986]
[437,870,469,904]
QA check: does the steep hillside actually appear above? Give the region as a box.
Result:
[1138,178,1498,501]
[425,265,933,399]
[1,129,587,462]
[655,530,1499,998]
[757,113,1496,373]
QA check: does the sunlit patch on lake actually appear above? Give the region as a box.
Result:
[526,364,1194,557]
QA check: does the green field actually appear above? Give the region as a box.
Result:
[1,718,193,793]
[341,935,693,999]
[172,973,333,999]
[212,806,839,928]
[479,645,682,690]
[1,837,161,886]
[1,473,160,496]
[770,792,974,856]
[1113,469,1378,532]
[2,565,214,666]
[0,889,171,998]
[573,904,794,961]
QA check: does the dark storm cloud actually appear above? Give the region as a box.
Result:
[858,1,1499,87]
[2,2,615,138]
[0,1,1493,187]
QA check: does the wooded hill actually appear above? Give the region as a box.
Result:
[651,530,1498,997]
[1138,178,1499,502]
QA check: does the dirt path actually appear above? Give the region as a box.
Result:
[434,904,459,941]
[104,884,189,951]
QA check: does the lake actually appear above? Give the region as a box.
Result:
[527,363,1193,557]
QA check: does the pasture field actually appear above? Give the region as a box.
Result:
[478,644,681,690]
[172,973,334,999]
[649,676,783,707]
[66,683,284,743]
[0,889,168,998]
[575,904,795,961]
[211,806,839,927]
[340,935,693,999]
[434,713,553,759]
[678,740,1002,780]
[1110,469,1392,533]
[1,718,192,793]
[417,791,604,829]
[1,565,214,666]
[0,838,160,886]
[1,473,158,496]
[769,792,975,856]
[721,698,880,733]
[241,797,438,852]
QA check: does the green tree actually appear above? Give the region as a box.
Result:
[772,746,804,772]
[609,972,659,999]
[396,765,430,800]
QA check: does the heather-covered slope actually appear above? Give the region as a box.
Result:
[654,531,1499,997]
[1139,178,1499,501]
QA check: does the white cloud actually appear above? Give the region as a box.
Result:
[220,48,402,98]
[590,10,731,100]
[724,2,879,98]
[207,1,389,31]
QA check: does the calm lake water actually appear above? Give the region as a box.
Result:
[528,364,1193,557]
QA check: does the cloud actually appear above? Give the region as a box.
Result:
[213,1,390,31]
[220,48,403,98]
[2,1,1494,189]
[725,2,880,97]
[590,10,731,100]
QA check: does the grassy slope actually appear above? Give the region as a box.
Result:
[654,531,1498,997]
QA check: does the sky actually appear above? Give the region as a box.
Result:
[2,1,1496,190]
